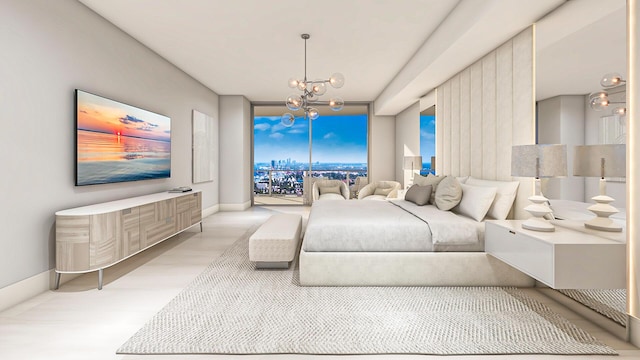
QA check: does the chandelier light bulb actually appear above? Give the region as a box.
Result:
[308,107,320,120]
[286,94,303,111]
[600,72,625,88]
[281,113,295,127]
[612,106,627,116]
[589,91,608,101]
[288,77,301,88]
[589,96,609,111]
[296,81,307,91]
[329,73,345,88]
[312,80,327,95]
[329,97,344,111]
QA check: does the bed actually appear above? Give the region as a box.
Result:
[299,176,536,287]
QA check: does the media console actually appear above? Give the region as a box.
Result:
[55,190,202,290]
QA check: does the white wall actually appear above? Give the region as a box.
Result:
[219,96,252,210]
[395,102,421,188]
[369,113,396,183]
[537,95,585,201]
[0,0,219,290]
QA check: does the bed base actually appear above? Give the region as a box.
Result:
[299,248,535,287]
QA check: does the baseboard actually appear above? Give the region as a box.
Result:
[538,288,627,340]
[630,315,640,346]
[219,201,251,211]
[203,204,220,218]
[0,270,64,312]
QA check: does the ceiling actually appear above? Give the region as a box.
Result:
[77,0,626,115]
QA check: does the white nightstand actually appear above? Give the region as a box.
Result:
[485,220,625,289]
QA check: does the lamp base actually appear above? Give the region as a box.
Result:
[522,194,555,232]
[522,217,555,232]
[585,195,622,232]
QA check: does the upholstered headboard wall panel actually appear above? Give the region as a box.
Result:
[435,26,535,220]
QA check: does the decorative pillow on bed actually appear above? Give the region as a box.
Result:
[319,185,341,195]
[434,176,462,210]
[454,184,497,221]
[404,184,432,206]
[465,177,519,220]
[374,186,393,196]
[413,174,444,204]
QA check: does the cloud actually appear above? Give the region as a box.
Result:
[269,132,284,140]
[323,132,336,140]
[420,130,435,140]
[288,129,305,134]
[119,114,145,125]
[254,123,270,131]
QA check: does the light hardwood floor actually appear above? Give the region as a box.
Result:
[0,205,638,359]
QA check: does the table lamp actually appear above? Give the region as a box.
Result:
[573,144,626,232]
[403,156,423,186]
[511,144,567,232]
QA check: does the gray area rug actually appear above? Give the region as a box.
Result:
[118,227,617,355]
[558,289,627,327]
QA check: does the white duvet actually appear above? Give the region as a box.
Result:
[303,199,484,252]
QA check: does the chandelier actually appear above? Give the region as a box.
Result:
[281,34,345,127]
[589,72,627,116]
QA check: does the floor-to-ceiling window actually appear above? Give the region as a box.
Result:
[420,106,436,175]
[253,104,368,205]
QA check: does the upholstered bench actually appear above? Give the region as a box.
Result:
[249,214,302,269]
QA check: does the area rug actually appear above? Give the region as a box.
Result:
[118,226,617,355]
[558,289,627,327]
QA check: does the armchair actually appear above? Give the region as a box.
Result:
[312,180,350,201]
[349,176,369,198]
[357,180,401,200]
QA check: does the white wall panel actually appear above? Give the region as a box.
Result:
[470,62,484,179]
[482,53,498,180]
[459,68,471,176]
[496,41,514,180]
[450,75,461,176]
[435,26,535,219]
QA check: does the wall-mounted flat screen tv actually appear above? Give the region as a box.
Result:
[75,90,171,186]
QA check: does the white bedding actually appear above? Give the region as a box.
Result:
[303,199,484,252]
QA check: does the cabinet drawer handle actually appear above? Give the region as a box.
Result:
[508,230,516,235]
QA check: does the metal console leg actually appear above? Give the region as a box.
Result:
[98,269,103,290]
[54,272,61,290]
[200,221,203,232]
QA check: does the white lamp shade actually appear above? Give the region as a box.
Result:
[573,144,626,178]
[511,144,567,178]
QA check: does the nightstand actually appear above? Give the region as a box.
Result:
[485,220,625,289]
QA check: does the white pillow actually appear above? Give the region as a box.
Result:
[465,177,519,220]
[456,176,469,184]
[455,184,497,221]
[434,176,462,211]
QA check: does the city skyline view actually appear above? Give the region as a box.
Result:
[254,113,368,164]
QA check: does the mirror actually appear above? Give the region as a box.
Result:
[535,0,627,332]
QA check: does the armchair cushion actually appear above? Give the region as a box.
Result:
[319,185,341,195]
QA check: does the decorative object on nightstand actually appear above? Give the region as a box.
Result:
[573,144,626,232]
[511,144,567,232]
[403,155,422,187]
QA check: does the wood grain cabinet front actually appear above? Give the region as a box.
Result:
[55,191,202,290]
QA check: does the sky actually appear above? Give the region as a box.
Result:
[76,90,171,142]
[254,114,368,163]
[420,114,436,164]
[254,113,436,165]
